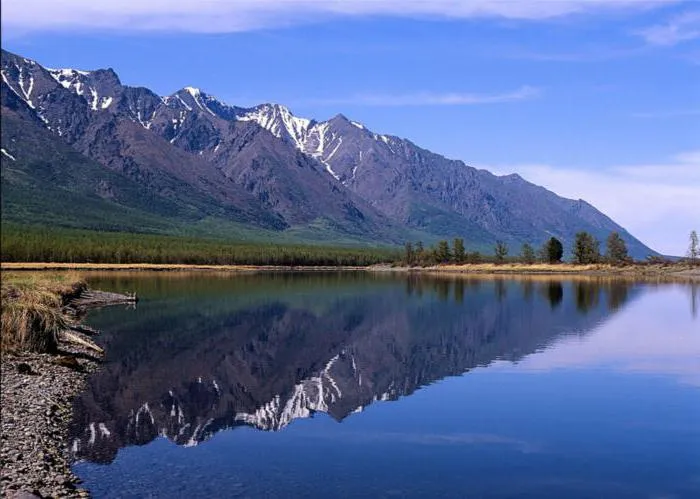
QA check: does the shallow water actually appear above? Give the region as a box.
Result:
[71,273,700,498]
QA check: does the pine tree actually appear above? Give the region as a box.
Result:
[689,230,699,265]
[520,243,536,264]
[605,232,628,264]
[543,237,563,263]
[453,238,465,263]
[494,240,508,263]
[436,240,451,263]
[415,241,424,263]
[404,242,415,266]
[573,232,600,264]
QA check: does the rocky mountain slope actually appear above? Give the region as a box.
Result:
[0,49,656,255]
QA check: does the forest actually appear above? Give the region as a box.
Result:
[0,224,399,266]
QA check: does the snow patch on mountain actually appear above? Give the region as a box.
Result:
[184,86,201,97]
[0,70,22,99]
[182,86,216,116]
[175,94,192,111]
[49,68,89,95]
[184,418,214,448]
[17,67,35,108]
[1,148,16,161]
[235,352,366,431]
[1,65,37,109]
[46,67,120,115]
[234,104,388,183]
[89,87,99,110]
[135,402,155,426]
[237,104,312,150]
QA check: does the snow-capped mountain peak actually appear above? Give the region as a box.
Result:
[237,103,313,150]
[232,104,384,182]
[183,86,201,97]
[168,87,226,117]
[47,67,117,111]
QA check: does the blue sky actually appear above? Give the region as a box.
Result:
[2,0,699,255]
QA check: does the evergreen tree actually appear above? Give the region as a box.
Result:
[415,241,425,265]
[453,238,466,263]
[520,243,536,264]
[404,242,415,266]
[436,240,451,263]
[605,232,628,264]
[494,240,508,263]
[543,237,563,263]
[689,230,699,265]
[573,232,600,264]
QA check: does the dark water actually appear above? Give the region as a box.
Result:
[70,272,699,498]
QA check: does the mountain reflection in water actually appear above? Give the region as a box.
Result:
[70,273,638,464]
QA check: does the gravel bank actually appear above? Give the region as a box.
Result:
[1,286,134,498]
[1,344,99,498]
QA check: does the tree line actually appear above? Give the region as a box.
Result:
[0,225,399,266]
[401,231,634,266]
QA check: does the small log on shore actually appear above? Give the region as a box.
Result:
[68,324,101,336]
[66,290,138,313]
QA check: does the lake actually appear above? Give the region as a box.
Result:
[71,272,699,498]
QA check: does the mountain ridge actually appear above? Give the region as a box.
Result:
[0,49,657,257]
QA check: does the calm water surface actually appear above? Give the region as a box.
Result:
[71,273,699,498]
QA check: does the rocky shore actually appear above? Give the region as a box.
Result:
[1,284,135,498]
[1,347,98,498]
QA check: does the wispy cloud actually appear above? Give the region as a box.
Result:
[636,10,700,46]
[0,0,679,34]
[485,151,700,256]
[303,86,540,107]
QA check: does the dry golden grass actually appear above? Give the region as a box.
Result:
[417,262,699,282]
[1,272,85,354]
[440,262,599,272]
[1,263,262,271]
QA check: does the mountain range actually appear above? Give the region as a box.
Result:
[0,49,655,256]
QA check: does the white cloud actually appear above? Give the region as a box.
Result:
[636,10,700,46]
[304,86,540,107]
[0,0,679,34]
[485,150,700,256]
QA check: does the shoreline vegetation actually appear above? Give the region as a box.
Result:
[2,225,698,285]
[2,225,698,272]
[0,273,135,498]
[2,262,699,280]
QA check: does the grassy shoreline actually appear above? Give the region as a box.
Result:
[2,261,698,280]
[1,272,102,497]
[1,272,86,353]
